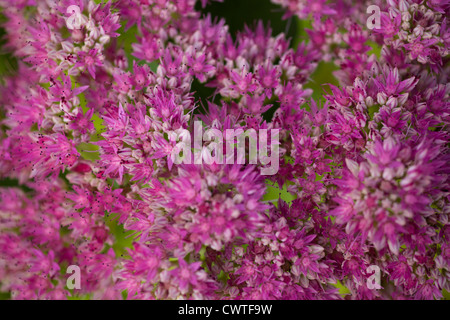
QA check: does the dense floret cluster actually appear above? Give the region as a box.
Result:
[0,0,448,300]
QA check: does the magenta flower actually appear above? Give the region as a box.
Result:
[29,250,60,276]
[187,53,216,82]
[170,259,203,293]
[67,107,95,138]
[373,68,418,96]
[403,37,439,64]
[229,68,258,95]
[74,49,104,79]
[256,63,280,98]
[132,34,161,62]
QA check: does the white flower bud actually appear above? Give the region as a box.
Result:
[399,0,409,12]
[401,11,411,22]
[377,92,387,105]
[413,25,424,37]
[386,96,398,109]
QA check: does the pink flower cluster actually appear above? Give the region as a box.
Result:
[0,0,448,300]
